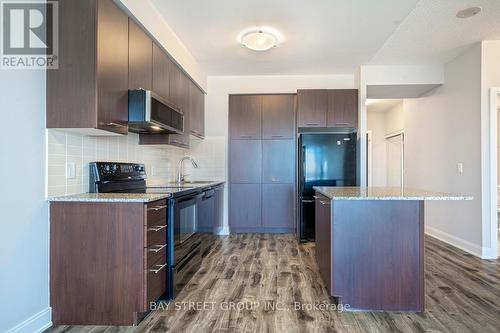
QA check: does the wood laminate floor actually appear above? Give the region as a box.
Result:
[47,234,500,333]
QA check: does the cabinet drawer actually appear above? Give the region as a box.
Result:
[145,242,167,269]
[146,256,167,305]
[145,200,167,226]
[146,224,167,247]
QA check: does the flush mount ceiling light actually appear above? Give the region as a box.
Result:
[240,30,278,51]
[456,6,481,18]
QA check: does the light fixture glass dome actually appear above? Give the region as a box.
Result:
[240,30,278,51]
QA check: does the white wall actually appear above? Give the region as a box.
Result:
[0,71,51,331]
[367,101,404,186]
[205,74,355,233]
[480,40,500,258]
[367,111,387,186]
[403,44,483,256]
[358,65,445,186]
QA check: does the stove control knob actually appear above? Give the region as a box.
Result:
[135,165,144,172]
[103,164,111,172]
[111,164,118,172]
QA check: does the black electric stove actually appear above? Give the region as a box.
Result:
[89,162,204,300]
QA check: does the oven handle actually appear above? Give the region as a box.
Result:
[176,193,202,204]
[176,245,201,273]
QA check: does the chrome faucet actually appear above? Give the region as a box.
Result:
[177,156,199,183]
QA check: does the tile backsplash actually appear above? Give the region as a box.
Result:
[46,130,226,197]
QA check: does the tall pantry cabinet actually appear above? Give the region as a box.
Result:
[229,94,296,233]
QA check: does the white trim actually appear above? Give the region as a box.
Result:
[487,87,500,259]
[366,130,373,186]
[425,226,483,258]
[5,308,52,333]
[384,129,404,139]
[214,226,230,235]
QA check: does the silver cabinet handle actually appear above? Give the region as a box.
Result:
[100,122,123,127]
[313,195,320,199]
[271,135,284,138]
[306,123,320,126]
[149,263,167,274]
[148,225,167,232]
[148,244,167,253]
[239,135,253,139]
[320,200,329,205]
[336,123,350,126]
[147,205,167,211]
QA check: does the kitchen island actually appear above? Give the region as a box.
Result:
[313,186,472,312]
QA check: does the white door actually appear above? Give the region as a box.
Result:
[386,133,404,187]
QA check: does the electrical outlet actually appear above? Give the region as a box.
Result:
[151,166,157,176]
[457,163,463,174]
[66,162,76,179]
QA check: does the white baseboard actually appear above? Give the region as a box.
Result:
[425,226,483,258]
[6,307,52,333]
[214,226,230,235]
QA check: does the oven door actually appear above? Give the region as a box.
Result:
[173,193,202,266]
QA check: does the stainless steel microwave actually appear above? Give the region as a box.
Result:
[128,89,184,134]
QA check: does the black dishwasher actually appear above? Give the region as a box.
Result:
[198,189,215,232]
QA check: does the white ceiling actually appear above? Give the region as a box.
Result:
[370,0,500,66]
[150,0,500,76]
[150,0,419,75]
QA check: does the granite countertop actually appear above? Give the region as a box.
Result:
[49,181,225,203]
[313,186,473,201]
[48,192,172,203]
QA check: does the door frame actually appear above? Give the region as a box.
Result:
[488,87,500,258]
[384,131,404,188]
[366,130,372,186]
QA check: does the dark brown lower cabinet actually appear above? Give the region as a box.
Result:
[50,199,168,325]
[262,184,294,231]
[229,184,262,232]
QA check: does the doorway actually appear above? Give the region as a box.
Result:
[386,132,404,188]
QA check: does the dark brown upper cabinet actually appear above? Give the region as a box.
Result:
[262,140,295,184]
[47,0,129,135]
[262,94,296,139]
[327,89,358,128]
[262,183,294,229]
[229,95,262,139]
[167,72,191,148]
[230,140,262,183]
[297,89,328,128]
[152,43,172,102]
[128,19,152,91]
[169,63,184,110]
[189,82,205,138]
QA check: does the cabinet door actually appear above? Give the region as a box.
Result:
[128,19,152,91]
[168,73,191,148]
[262,95,295,139]
[327,89,358,128]
[96,0,129,135]
[169,64,183,110]
[262,184,294,229]
[230,184,261,229]
[297,89,328,128]
[229,95,262,139]
[315,194,332,294]
[230,140,262,183]
[189,82,205,138]
[262,140,295,183]
[198,193,215,232]
[152,43,171,102]
[213,186,224,230]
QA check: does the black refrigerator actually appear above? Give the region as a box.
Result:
[298,132,357,241]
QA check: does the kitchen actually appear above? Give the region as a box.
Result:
[1,1,500,333]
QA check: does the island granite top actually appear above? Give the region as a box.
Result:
[48,192,171,203]
[313,186,473,201]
